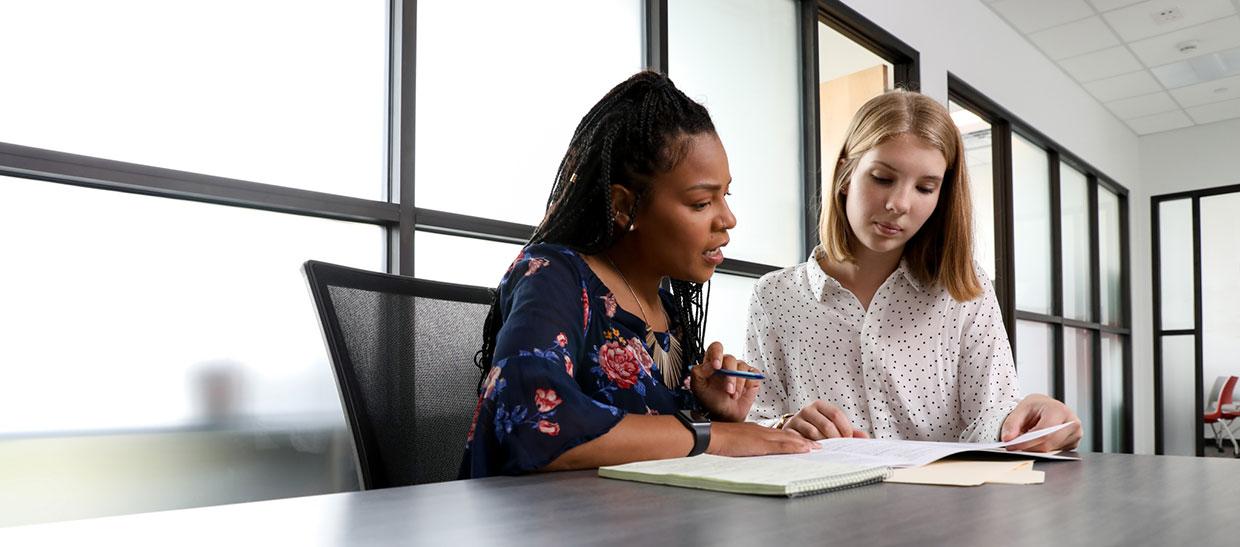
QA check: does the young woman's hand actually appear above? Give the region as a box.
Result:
[689,342,761,422]
[708,421,818,456]
[1001,394,1082,452]
[783,400,870,440]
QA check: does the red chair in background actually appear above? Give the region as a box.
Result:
[1221,376,1240,457]
[1204,375,1238,457]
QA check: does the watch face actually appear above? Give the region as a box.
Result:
[681,409,711,424]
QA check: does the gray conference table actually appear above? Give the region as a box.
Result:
[5,452,1238,546]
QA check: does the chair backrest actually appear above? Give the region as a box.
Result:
[1207,376,1226,413]
[303,260,493,489]
[1220,376,1238,408]
[1205,376,1237,418]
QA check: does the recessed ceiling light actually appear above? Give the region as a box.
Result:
[1152,45,1240,88]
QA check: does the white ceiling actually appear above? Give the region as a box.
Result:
[982,0,1240,135]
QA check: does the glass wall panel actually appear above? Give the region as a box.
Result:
[1064,327,1094,452]
[0,1,388,199]
[819,23,892,201]
[1101,333,1124,452]
[1012,134,1052,314]
[950,102,996,282]
[414,232,524,288]
[1158,199,1194,330]
[1199,192,1240,408]
[416,0,643,224]
[0,176,380,525]
[1015,321,1053,397]
[1161,335,1197,456]
[1098,187,1123,325]
[1060,164,1091,321]
[704,274,758,361]
[669,0,803,267]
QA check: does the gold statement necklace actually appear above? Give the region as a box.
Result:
[605,255,683,389]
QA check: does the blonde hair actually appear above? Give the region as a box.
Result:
[819,89,982,302]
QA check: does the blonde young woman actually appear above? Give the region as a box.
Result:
[746,90,1081,451]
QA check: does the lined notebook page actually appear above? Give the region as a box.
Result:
[599,454,890,497]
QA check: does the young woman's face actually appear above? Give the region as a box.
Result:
[631,132,736,284]
[844,133,946,257]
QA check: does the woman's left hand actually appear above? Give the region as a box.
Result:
[689,341,761,422]
[1001,394,1082,452]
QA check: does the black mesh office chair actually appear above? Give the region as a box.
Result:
[303,260,493,489]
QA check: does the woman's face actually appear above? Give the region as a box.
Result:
[629,132,736,284]
[843,133,946,257]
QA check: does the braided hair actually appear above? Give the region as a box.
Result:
[475,70,716,389]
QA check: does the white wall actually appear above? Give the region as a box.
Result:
[837,0,1155,452]
[1140,118,1240,197]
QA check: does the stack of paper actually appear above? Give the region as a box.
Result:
[887,459,1043,486]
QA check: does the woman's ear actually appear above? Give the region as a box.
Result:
[610,184,637,229]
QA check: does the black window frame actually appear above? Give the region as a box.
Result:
[1150,182,1240,457]
[949,74,1133,453]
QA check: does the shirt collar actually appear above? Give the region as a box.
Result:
[806,245,925,300]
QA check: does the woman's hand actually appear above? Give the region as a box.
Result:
[1001,394,1082,452]
[708,421,818,456]
[783,400,869,440]
[690,342,761,422]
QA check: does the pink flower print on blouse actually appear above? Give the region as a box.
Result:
[534,388,563,413]
[600,293,618,318]
[524,257,550,276]
[537,420,560,436]
[625,337,654,377]
[597,340,642,389]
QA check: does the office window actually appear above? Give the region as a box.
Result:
[1101,332,1125,453]
[415,0,643,226]
[703,274,758,360]
[669,0,803,268]
[1064,327,1095,453]
[1011,134,1052,315]
[0,1,389,199]
[1016,321,1053,398]
[0,176,380,524]
[950,77,1132,453]
[1098,186,1123,326]
[414,232,523,288]
[1060,163,1091,321]
[950,101,997,282]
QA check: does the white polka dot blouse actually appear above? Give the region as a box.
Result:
[745,247,1021,443]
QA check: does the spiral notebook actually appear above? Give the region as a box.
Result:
[598,454,891,497]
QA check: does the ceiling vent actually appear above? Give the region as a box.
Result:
[1151,7,1183,25]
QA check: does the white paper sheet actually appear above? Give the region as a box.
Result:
[756,422,1078,468]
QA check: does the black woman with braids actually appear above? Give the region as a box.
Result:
[463,71,815,477]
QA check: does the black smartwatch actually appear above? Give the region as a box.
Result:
[674,409,711,457]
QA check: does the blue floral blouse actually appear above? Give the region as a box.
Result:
[464,243,697,477]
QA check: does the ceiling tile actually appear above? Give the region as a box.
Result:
[1029,17,1121,59]
[1106,90,1180,118]
[1088,0,1145,11]
[1102,0,1236,42]
[1060,46,1145,81]
[1128,15,1240,67]
[1185,97,1240,123]
[1169,73,1240,107]
[1083,70,1165,101]
[990,0,1094,33]
[1125,110,1194,133]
